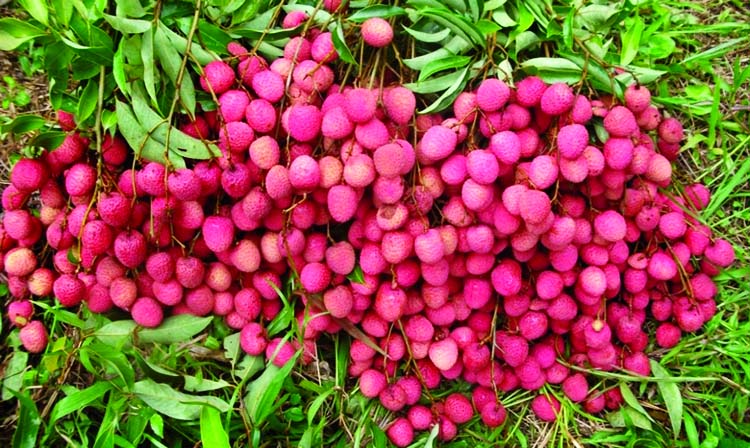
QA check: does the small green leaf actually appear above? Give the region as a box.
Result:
[331,21,357,66]
[141,29,157,105]
[115,0,145,18]
[77,80,99,124]
[28,131,66,150]
[245,355,298,425]
[607,406,653,431]
[650,360,683,437]
[347,5,406,22]
[2,351,28,400]
[346,265,365,285]
[618,383,654,422]
[620,16,644,66]
[18,0,48,26]
[49,382,112,424]
[306,389,335,426]
[113,42,128,95]
[103,14,152,34]
[418,55,472,82]
[184,376,230,393]
[200,406,230,448]
[424,423,440,448]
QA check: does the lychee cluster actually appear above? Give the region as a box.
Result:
[1,11,735,446]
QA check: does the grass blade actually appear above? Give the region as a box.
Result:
[200,406,230,448]
[650,360,683,437]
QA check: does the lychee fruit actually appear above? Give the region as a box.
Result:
[361,18,393,48]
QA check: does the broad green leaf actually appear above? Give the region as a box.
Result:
[615,67,666,85]
[2,351,28,400]
[18,0,48,26]
[197,21,233,54]
[577,4,618,32]
[493,10,516,27]
[159,24,217,66]
[0,19,46,51]
[620,16,644,66]
[475,19,500,36]
[115,100,171,165]
[348,5,406,22]
[9,389,41,448]
[647,35,676,60]
[200,406,230,448]
[49,382,112,424]
[514,30,540,56]
[113,41,128,95]
[139,315,214,344]
[1,115,46,134]
[650,360,683,437]
[103,14,151,34]
[245,356,298,424]
[154,26,196,116]
[223,332,241,367]
[134,379,229,421]
[559,51,620,96]
[94,317,137,347]
[115,0,145,18]
[331,21,357,65]
[28,131,66,151]
[418,55,472,82]
[77,80,99,124]
[402,25,451,43]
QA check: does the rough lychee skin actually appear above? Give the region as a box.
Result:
[322,106,354,139]
[8,300,34,327]
[11,158,47,192]
[420,125,458,163]
[53,274,85,307]
[4,247,37,277]
[540,82,575,115]
[414,229,444,264]
[218,121,254,153]
[466,149,499,185]
[655,322,681,348]
[131,297,164,328]
[289,155,321,192]
[444,393,474,424]
[379,383,407,412]
[531,395,561,422]
[136,162,167,197]
[594,210,627,242]
[704,238,735,268]
[359,369,387,398]
[252,70,285,103]
[300,262,331,294]
[480,401,507,427]
[557,124,589,159]
[373,143,406,178]
[97,192,131,228]
[311,32,338,63]
[114,230,147,269]
[344,88,377,123]
[240,322,268,356]
[386,418,414,448]
[516,76,546,107]
[361,18,393,48]
[476,78,510,112]
[19,320,48,353]
[603,106,638,137]
[265,338,296,367]
[519,190,552,225]
[624,84,652,113]
[65,163,96,196]
[287,105,322,142]
[428,337,459,371]
[384,86,416,125]
[219,90,251,123]
[327,185,359,223]
[185,285,215,316]
[200,60,235,94]
[658,117,684,144]
[562,373,588,402]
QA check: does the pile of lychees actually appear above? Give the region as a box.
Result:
[0,8,736,446]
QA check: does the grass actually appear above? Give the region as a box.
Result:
[1,0,749,447]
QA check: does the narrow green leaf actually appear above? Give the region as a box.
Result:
[200,406,230,448]
[18,0,48,26]
[401,25,451,43]
[420,66,469,114]
[51,0,73,26]
[424,423,440,448]
[184,376,231,393]
[683,412,700,448]
[620,16,644,66]
[405,69,468,94]
[154,26,196,116]
[9,389,41,448]
[159,24,217,66]
[49,382,112,424]
[420,7,485,48]
[0,18,46,51]
[347,5,406,22]
[141,29,158,107]
[77,80,99,124]
[134,379,229,421]
[245,355,298,425]
[306,388,335,425]
[115,100,169,164]
[113,40,129,95]
[114,0,145,18]
[618,383,654,422]
[103,14,151,34]
[403,36,472,70]
[418,55,472,82]
[331,21,357,65]
[650,360,683,437]
[607,406,653,431]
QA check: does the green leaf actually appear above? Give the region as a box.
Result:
[402,25,451,43]
[331,21,357,66]
[245,356,298,425]
[418,55,472,82]
[650,360,683,437]
[405,69,468,94]
[2,351,28,400]
[77,80,99,124]
[200,406,230,448]
[402,36,473,71]
[139,315,214,344]
[113,41,129,95]
[0,18,46,51]
[424,423,440,448]
[607,406,653,431]
[159,24,217,66]
[492,10,516,27]
[103,14,151,34]
[9,389,41,448]
[115,100,169,165]
[141,29,158,106]
[618,383,654,422]
[18,0,48,26]
[1,115,46,134]
[620,16,644,66]
[28,131,66,150]
[684,412,700,448]
[49,382,112,424]
[184,376,230,393]
[420,66,469,114]
[420,7,485,48]
[347,5,406,22]
[578,4,618,32]
[154,26,196,116]
[94,318,137,347]
[115,0,145,18]
[134,379,229,421]
[51,0,73,26]
[197,21,233,54]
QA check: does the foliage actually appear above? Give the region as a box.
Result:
[1,0,749,447]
